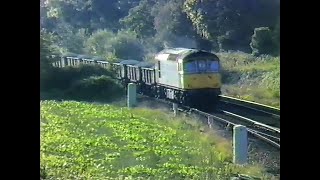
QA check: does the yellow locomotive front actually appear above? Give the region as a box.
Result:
[179,58,221,90]
[178,53,221,110]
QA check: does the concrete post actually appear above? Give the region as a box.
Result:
[233,125,248,165]
[207,116,213,128]
[172,103,178,116]
[127,83,137,108]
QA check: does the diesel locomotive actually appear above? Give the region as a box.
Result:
[52,48,222,110]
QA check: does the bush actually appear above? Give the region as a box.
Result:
[41,65,114,91]
[250,27,276,56]
[40,65,124,102]
[40,165,47,180]
[272,19,280,56]
[65,75,124,102]
[218,35,234,52]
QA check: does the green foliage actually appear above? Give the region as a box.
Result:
[65,75,124,102]
[183,0,279,52]
[183,0,210,39]
[89,0,127,30]
[41,0,280,55]
[217,52,280,108]
[58,26,89,54]
[41,0,128,30]
[40,165,47,179]
[218,33,235,52]
[109,30,145,60]
[272,18,280,56]
[41,0,141,54]
[41,65,111,91]
[218,30,252,52]
[261,64,280,99]
[40,65,123,102]
[85,29,145,61]
[218,52,279,72]
[120,0,156,38]
[222,85,280,108]
[40,29,61,86]
[85,29,114,57]
[250,27,276,56]
[41,101,272,179]
[40,29,61,58]
[151,0,197,49]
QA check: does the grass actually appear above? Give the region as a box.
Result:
[40,100,276,179]
[217,52,280,108]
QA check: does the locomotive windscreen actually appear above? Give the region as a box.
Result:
[184,61,197,73]
[206,60,219,72]
[184,59,219,73]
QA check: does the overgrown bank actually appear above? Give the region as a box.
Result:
[40,100,277,179]
[40,65,125,102]
[218,52,280,108]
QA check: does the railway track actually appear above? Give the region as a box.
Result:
[185,108,279,149]
[211,110,279,148]
[137,95,280,150]
[136,95,280,176]
[218,95,280,117]
[218,95,280,129]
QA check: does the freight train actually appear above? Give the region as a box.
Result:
[52,48,222,110]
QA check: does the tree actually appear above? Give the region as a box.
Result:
[85,29,114,57]
[40,29,59,90]
[183,0,279,52]
[250,27,275,56]
[55,23,89,54]
[108,30,145,60]
[151,0,197,49]
[272,17,280,56]
[120,0,157,38]
[85,29,145,61]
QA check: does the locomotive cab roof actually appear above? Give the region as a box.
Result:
[155,47,219,62]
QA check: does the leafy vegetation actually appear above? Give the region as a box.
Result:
[218,52,280,108]
[41,0,279,57]
[250,27,278,56]
[84,29,145,60]
[40,65,124,102]
[41,100,276,179]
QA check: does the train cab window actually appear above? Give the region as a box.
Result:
[184,61,197,73]
[207,61,219,72]
[197,60,207,72]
